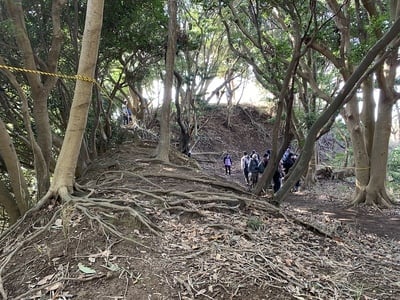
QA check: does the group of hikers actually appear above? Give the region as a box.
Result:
[223,147,300,193]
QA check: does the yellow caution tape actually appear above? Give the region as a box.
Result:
[310,163,369,170]
[0,64,112,102]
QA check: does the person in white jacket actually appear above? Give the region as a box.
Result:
[240,151,251,184]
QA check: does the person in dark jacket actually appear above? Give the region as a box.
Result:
[257,153,269,173]
[258,153,283,193]
[273,161,283,193]
[248,154,259,187]
[282,152,300,191]
[282,152,296,174]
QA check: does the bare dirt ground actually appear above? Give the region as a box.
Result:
[1,105,399,300]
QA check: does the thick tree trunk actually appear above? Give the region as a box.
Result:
[353,94,395,207]
[361,76,375,156]
[156,0,177,162]
[49,0,103,195]
[350,2,400,207]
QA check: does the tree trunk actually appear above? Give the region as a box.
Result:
[0,55,47,208]
[156,0,177,162]
[5,0,67,198]
[49,0,104,196]
[0,118,30,221]
[349,1,400,206]
[395,103,400,142]
[0,179,21,225]
[173,72,193,155]
[254,24,301,195]
[274,18,400,204]
[225,68,235,128]
[363,95,393,206]
[303,144,317,188]
[361,76,375,156]
[343,94,370,198]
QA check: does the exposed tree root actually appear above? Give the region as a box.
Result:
[82,166,322,249]
[162,206,208,217]
[95,183,332,243]
[288,216,336,239]
[3,153,372,299]
[351,185,395,208]
[207,223,254,240]
[71,197,161,236]
[142,172,249,194]
[0,180,163,299]
[0,208,61,299]
[95,170,165,190]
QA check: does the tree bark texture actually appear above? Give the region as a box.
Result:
[50,0,104,194]
[156,0,177,162]
[0,118,30,220]
[5,0,67,198]
[348,2,400,206]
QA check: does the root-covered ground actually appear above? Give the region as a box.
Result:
[0,105,399,300]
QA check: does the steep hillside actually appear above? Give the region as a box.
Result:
[194,105,273,156]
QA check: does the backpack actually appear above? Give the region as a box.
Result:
[258,159,268,173]
[249,158,259,172]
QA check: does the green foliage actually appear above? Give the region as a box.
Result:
[101,0,167,55]
[387,146,400,183]
[247,217,262,231]
[318,121,353,168]
[329,151,353,168]
[295,108,319,131]
[196,99,214,113]
[0,19,14,42]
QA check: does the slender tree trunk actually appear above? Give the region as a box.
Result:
[254,29,301,195]
[0,118,30,221]
[49,0,104,196]
[0,180,21,225]
[304,144,317,188]
[5,0,67,198]
[156,0,177,162]
[395,103,400,142]
[225,69,235,128]
[344,94,370,199]
[0,55,47,208]
[173,72,193,155]
[361,76,375,156]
